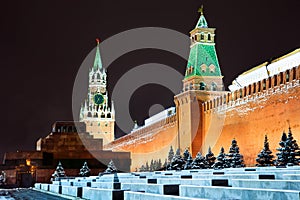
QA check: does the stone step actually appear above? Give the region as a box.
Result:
[82,187,124,200]
[124,191,210,200]
[283,174,300,180]
[91,182,121,189]
[61,185,82,198]
[232,179,300,191]
[121,183,179,195]
[180,185,300,200]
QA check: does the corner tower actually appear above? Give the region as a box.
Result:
[80,39,115,145]
[184,6,224,96]
[174,7,226,157]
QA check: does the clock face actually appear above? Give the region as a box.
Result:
[93,93,104,105]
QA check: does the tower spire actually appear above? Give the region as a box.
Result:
[196,5,208,28]
[93,38,103,70]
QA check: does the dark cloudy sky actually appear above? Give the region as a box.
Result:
[0,0,299,159]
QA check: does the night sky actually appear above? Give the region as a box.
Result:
[0,0,299,159]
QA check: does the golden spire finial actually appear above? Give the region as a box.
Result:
[198,5,204,15]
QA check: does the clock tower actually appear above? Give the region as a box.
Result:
[79,39,115,145]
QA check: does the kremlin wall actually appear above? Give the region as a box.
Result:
[105,50,300,171]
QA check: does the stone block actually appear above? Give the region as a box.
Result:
[232,179,300,190]
[34,183,41,189]
[180,185,300,200]
[49,184,62,194]
[61,180,73,186]
[124,191,210,200]
[282,174,300,180]
[61,185,82,198]
[52,181,61,185]
[72,181,91,187]
[40,183,49,191]
[82,187,124,200]
[91,182,121,189]
[121,183,179,195]
[157,178,211,186]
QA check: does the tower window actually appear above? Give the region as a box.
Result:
[200,34,204,40]
[87,112,92,117]
[200,82,206,90]
[211,82,217,91]
[208,34,211,41]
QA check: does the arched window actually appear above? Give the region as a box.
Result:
[200,82,206,90]
[211,82,217,91]
[200,34,204,40]
[208,34,211,41]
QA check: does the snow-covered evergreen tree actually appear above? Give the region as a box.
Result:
[104,160,118,174]
[184,154,193,170]
[168,148,185,170]
[256,135,274,167]
[213,147,226,169]
[226,139,245,168]
[275,131,289,166]
[191,152,207,169]
[79,161,90,177]
[286,127,300,165]
[52,161,66,180]
[205,146,216,168]
[183,149,191,162]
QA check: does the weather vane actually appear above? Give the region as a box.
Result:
[198,5,204,15]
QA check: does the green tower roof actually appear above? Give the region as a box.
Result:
[196,15,208,28]
[93,38,103,70]
[185,43,221,78]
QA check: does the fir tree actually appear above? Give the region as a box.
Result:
[150,159,154,172]
[275,131,289,166]
[79,161,90,177]
[226,138,245,168]
[139,165,146,172]
[213,147,226,169]
[52,161,66,180]
[191,152,207,169]
[205,147,216,168]
[157,159,162,170]
[183,149,191,162]
[184,154,193,170]
[145,162,149,171]
[168,148,185,170]
[163,159,168,170]
[256,135,274,167]
[104,160,118,174]
[286,127,300,165]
